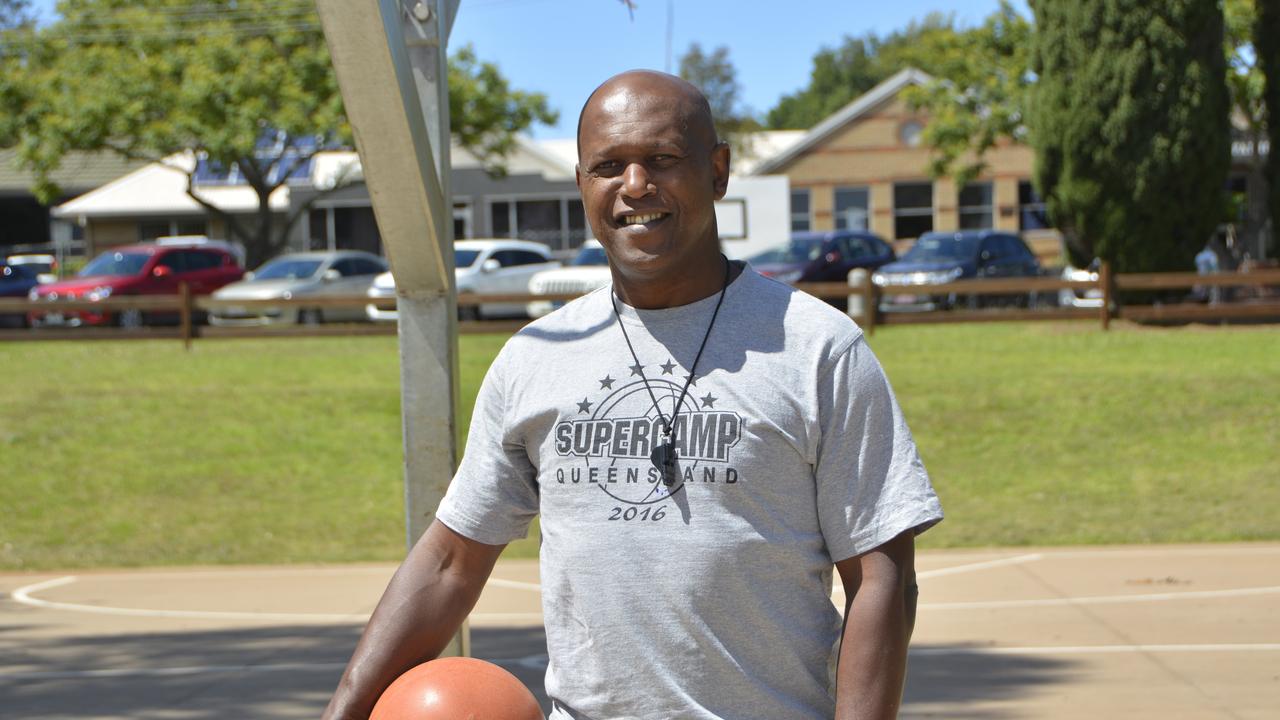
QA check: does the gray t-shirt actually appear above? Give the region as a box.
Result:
[437,266,943,720]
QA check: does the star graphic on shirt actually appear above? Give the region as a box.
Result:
[659,359,677,375]
[599,375,615,390]
[684,373,698,386]
[629,363,645,377]
[577,398,593,414]
[700,393,718,409]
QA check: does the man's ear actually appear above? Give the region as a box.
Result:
[711,142,730,200]
[575,164,582,191]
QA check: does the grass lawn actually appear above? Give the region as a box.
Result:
[1,321,1276,570]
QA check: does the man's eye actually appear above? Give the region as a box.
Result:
[591,161,622,177]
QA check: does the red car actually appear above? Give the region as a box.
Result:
[29,242,244,328]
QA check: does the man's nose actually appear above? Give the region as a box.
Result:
[620,162,655,198]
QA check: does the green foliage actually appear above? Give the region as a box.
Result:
[677,43,760,161]
[1029,0,1232,272]
[1258,0,1280,256]
[901,2,1034,186]
[448,44,558,179]
[765,13,968,130]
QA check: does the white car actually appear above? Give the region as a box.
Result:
[209,250,387,326]
[526,240,612,318]
[367,239,560,322]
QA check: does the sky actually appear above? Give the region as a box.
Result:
[28,0,1031,139]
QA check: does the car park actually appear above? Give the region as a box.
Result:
[28,242,244,328]
[526,240,611,318]
[750,230,896,285]
[366,239,560,323]
[210,250,388,326]
[1,263,42,328]
[872,230,1042,312]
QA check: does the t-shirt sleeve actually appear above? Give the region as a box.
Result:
[435,346,540,546]
[815,335,943,562]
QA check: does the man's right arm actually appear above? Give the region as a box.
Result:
[321,520,507,720]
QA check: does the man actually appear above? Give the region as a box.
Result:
[323,70,942,720]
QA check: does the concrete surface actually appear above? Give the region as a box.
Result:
[1,544,1277,718]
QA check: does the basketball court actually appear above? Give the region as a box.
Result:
[2,543,1276,718]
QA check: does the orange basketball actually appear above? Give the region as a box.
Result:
[370,657,544,720]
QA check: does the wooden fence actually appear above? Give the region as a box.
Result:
[1,264,1278,346]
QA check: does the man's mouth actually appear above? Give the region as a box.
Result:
[617,212,669,227]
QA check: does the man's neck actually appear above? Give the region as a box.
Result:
[611,253,741,310]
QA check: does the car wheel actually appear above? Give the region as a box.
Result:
[117,308,144,329]
[298,308,322,325]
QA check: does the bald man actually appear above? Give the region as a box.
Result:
[322,70,942,720]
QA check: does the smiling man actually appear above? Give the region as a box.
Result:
[323,70,942,720]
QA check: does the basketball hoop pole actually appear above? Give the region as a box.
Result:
[315,0,466,657]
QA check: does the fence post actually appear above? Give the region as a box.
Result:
[861,269,877,335]
[178,283,193,351]
[1099,262,1113,331]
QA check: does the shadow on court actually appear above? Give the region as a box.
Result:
[0,620,1074,718]
[0,624,553,719]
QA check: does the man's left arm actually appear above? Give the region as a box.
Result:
[833,529,917,720]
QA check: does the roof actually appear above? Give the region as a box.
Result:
[52,153,290,219]
[0,148,150,195]
[751,68,934,175]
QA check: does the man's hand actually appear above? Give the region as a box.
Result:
[833,530,916,720]
[321,520,506,720]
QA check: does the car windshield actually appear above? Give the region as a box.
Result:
[571,246,609,266]
[752,237,823,265]
[455,249,481,268]
[79,251,150,277]
[254,258,323,280]
[901,235,980,262]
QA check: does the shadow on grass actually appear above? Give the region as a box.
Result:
[0,624,1070,718]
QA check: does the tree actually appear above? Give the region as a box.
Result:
[1258,0,1280,256]
[677,43,759,158]
[0,0,34,146]
[6,0,556,268]
[765,14,967,130]
[901,2,1033,186]
[1224,0,1271,257]
[1029,0,1231,273]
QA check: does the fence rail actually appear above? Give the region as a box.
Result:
[2,264,1278,346]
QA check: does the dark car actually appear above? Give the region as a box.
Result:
[751,230,896,285]
[1,263,42,328]
[28,242,244,328]
[872,230,1042,312]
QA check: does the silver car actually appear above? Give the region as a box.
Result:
[210,250,388,326]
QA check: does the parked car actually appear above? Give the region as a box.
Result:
[526,240,611,318]
[28,242,244,328]
[872,230,1042,312]
[6,253,57,284]
[367,239,560,323]
[209,250,388,326]
[1058,261,1104,309]
[1,263,42,328]
[750,230,896,285]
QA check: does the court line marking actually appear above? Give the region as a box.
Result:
[833,553,1043,597]
[911,643,1280,656]
[920,584,1280,610]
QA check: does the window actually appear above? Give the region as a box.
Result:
[493,250,549,267]
[139,219,208,241]
[350,258,387,276]
[487,197,590,250]
[834,187,870,231]
[175,219,208,237]
[790,189,811,232]
[838,234,876,260]
[182,251,224,271]
[958,182,993,230]
[893,182,933,239]
[1018,181,1050,231]
[138,221,171,241]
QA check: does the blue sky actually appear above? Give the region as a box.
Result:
[29,0,1030,138]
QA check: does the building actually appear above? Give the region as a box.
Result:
[752,68,1062,263]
